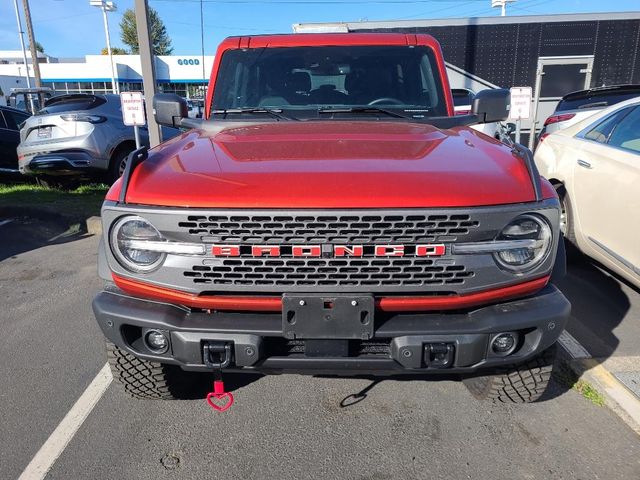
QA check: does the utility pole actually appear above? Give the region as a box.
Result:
[21,0,42,87]
[134,0,162,147]
[491,0,515,16]
[12,0,31,89]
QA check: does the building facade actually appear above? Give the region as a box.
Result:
[0,52,214,102]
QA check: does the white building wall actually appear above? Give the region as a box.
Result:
[0,54,216,97]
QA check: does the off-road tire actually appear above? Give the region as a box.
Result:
[106,341,198,399]
[463,344,557,403]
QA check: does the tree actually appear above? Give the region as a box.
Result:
[28,41,44,53]
[119,8,173,56]
[101,46,129,55]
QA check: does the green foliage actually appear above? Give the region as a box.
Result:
[0,182,108,218]
[28,41,44,53]
[119,8,173,56]
[101,46,129,55]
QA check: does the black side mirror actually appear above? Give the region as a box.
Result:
[153,93,188,128]
[472,89,510,123]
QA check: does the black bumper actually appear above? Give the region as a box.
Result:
[92,285,570,375]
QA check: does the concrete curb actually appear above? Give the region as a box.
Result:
[85,216,102,236]
[567,357,640,435]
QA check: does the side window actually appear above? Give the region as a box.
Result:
[608,106,640,154]
[0,112,7,130]
[3,110,29,130]
[583,107,633,144]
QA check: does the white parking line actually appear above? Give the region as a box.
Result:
[18,363,112,480]
[558,330,592,359]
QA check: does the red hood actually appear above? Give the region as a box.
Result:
[115,121,537,208]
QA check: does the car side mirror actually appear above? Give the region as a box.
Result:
[153,93,188,128]
[472,89,510,123]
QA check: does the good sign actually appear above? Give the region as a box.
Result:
[120,92,146,126]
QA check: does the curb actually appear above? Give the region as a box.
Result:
[566,357,640,435]
[85,216,103,236]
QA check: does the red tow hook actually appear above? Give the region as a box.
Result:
[206,378,234,412]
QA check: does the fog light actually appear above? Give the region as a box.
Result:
[491,333,517,355]
[145,330,169,353]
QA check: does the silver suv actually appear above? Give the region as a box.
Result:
[18,93,160,187]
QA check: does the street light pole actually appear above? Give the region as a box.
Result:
[91,0,119,94]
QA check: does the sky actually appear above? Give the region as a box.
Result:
[1,0,638,58]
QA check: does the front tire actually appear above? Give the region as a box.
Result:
[463,344,557,403]
[106,341,199,400]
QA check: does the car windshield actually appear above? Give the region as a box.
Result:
[211,45,448,119]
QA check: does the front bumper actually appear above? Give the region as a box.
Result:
[93,284,570,375]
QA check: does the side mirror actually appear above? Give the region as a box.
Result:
[153,93,188,128]
[505,122,516,134]
[472,88,510,123]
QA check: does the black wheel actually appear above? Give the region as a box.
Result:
[463,344,557,403]
[106,341,199,400]
[107,147,134,185]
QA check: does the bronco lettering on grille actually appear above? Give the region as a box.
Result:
[211,244,446,257]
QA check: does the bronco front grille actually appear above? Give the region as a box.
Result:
[183,257,474,288]
[177,213,479,244]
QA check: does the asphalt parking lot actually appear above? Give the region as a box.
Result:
[2,215,640,480]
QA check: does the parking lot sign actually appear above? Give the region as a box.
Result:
[120,92,146,126]
[509,87,532,120]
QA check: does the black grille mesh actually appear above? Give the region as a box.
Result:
[178,213,479,244]
[184,258,474,287]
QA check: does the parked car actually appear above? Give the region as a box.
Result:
[537,84,640,143]
[17,93,176,188]
[535,97,640,287]
[452,87,504,140]
[0,105,30,176]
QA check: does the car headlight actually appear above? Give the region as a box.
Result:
[110,216,166,273]
[494,214,552,272]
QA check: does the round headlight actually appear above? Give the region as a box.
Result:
[494,214,552,273]
[110,216,165,273]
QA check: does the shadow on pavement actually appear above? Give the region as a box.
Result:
[0,213,93,262]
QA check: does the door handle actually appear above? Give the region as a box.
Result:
[577,159,592,169]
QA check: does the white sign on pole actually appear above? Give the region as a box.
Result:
[509,87,532,120]
[120,91,146,126]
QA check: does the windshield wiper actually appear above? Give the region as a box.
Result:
[211,108,297,121]
[318,106,411,119]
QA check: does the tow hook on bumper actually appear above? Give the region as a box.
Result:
[425,343,455,368]
[203,342,233,369]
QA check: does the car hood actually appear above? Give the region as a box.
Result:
[114,121,536,208]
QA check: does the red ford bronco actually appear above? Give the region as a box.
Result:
[93,33,570,404]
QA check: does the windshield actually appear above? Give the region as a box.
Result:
[211,45,448,119]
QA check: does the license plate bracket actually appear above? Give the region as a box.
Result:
[282,293,374,340]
